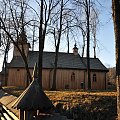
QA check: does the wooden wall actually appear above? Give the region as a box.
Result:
[90,71,106,90]
[0,73,4,86]
[54,69,85,90]
[7,68,51,89]
[42,69,51,89]
[0,74,7,86]
[7,68,107,90]
[7,68,27,87]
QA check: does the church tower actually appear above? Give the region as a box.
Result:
[73,43,78,55]
[13,29,30,57]
[13,0,31,57]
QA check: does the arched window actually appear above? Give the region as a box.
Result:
[93,74,97,82]
[81,82,84,89]
[71,72,75,81]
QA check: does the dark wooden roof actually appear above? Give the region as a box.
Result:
[9,51,108,71]
[82,58,109,71]
[12,78,54,110]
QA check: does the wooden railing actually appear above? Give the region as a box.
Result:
[0,105,18,120]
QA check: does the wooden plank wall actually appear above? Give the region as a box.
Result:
[7,68,107,90]
[55,69,85,90]
[42,69,51,89]
[90,72,106,90]
[7,68,27,87]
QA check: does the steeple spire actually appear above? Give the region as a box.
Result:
[73,43,78,55]
[13,1,31,57]
[18,28,27,44]
[17,0,27,44]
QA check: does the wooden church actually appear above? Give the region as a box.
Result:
[1,30,108,90]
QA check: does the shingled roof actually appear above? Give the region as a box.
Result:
[82,58,108,71]
[9,51,108,71]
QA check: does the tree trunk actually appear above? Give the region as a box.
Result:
[32,22,36,51]
[0,21,1,47]
[38,0,44,89]
[2,42,9,85]
[93,34,96,58]
[82,34,85,57]
[51,0,63,90]
[86,0,91,90]
[67,21,69,53]
[51,49,58,90]
[112,0,120,119]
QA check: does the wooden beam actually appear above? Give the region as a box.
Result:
[19,109,24,120]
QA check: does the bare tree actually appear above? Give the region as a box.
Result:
[33,0,60,88]
[47,0,76,90]
[0,0,33,86]
[90,9,99,58]
[50,0,64,90]
[85,0,91,89]
[0,1,12,85]
[38,0,44,88]
[0,0,61,88]
[32,20,36,51]
[72,0,99,89]
[112,0,120,119]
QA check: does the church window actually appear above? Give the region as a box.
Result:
[93,74,97,82]
[71,72,75,81]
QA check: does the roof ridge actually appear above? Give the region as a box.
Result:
[28,51,76,55]
[82,57,98,59]
[10,51,108,71]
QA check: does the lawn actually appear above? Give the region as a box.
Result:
[2,86,117,120]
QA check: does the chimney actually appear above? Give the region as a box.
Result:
[73,43,78,55]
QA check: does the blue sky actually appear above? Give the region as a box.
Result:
[95,0,115,67]
[43,0,116,67]
[0,0,116,71]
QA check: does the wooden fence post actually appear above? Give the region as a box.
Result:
[19,109,24,120]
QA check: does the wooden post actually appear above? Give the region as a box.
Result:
[19,109,24,120]
[25,110,34,120]
[112,0,120,119]
[25,111,28,120]
[117,76,120,119]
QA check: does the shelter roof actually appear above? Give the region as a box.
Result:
[12,78,54,110]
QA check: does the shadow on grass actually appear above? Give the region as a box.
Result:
[59,96,117,120]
